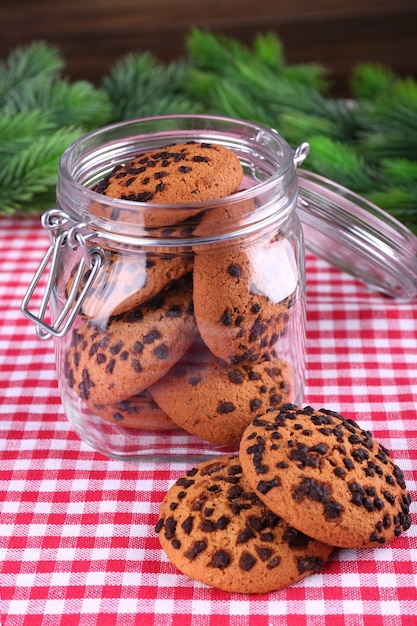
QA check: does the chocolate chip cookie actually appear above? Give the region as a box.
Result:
[155,455,334,593]
[239,404,412,548]
[65,246,193,323]
[149,340,293,446]
[64,274,197,405]
[90,389,178,430]
[92,141,243,228]
[193,235,297,366]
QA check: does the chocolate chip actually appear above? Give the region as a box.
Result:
[283,527,310,548]
[257,547,273,561]
[237,527,255,543]
[240,552,256,571]
[228,370,243,384]
[176,478,195,489]
[220,311,233,326]
[154,344,169,360]
[267,556,281,569]
[249,319,267,342]
[250,398,263,412]
[217,401,236,414]
[293,477,342,519]
[343,458,355,471]
[200,519,216,532]
[203,507,214,517]
[290,443,320,469]
[228,263,242,277]
[186,540,208,561]
[310,443,328,455]
[297,556,324,575]
[257,477,280,494]
[133,341,144,354]
[216,516,230,530]
[154,518,164,533]
[143,329,161,344]
[383,491,395,505]
[210,549,231,569]
[352,448,369,462]
[164,516,177,540]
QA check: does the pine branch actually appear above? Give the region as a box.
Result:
[0,31,415,232]
[102,51,201,121]
[303,136,376,193]
[252,31,285,71]
[0,40,64,108]
[350,63,397,100]
[0,126,84,215]
[0,109,55,155]
[3,78,111,131]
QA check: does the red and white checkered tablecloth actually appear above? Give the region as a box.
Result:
[1,216,416,626]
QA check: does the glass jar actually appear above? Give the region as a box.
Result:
[23,114,417,460]
[22,115,309,461]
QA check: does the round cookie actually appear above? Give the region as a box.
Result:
[239,404,412,549]
[64,274,197,405]
[149,340,293,446]
[90,389,178,430]
[92,141,244,228]
[193,234,297,365]
[65,246,193,323]
[155,455,334,594]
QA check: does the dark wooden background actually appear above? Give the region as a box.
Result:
[1,0,417,96]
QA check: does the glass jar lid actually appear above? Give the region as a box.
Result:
[296,169,417,299]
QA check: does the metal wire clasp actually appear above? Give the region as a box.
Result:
[21,211,104,340]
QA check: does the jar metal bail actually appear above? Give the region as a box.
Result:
[21,210,105,339]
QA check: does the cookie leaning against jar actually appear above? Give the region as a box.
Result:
[239,404,412,549]
[91,141,244,228]
[64,274,197,406]
[155,454,334,594]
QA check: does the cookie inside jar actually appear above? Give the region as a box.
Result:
[53,116,306,460]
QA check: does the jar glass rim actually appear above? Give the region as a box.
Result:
[57,113,295,210]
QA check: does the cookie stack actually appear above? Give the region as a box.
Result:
[155,404,412,593]
[64,141,298,443]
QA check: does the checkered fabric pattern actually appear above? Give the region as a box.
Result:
[1,217,416,626]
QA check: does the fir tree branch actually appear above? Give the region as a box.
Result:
[0,126,84,215]
[0,40,64,108]
[102,51,200,121]
[3,78,112,130]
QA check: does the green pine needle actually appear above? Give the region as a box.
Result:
[0,40,64,108]
[379,158,417,184]
[366,187,417,234]
[102,51,200,121]
[350,63,396,100]
[252,32,285,71]
[0,30,416,231]
[3,78,111,130]
[0,126,84,215]
[282,64,330,93]
[304,136,376,193]
[276,112,338,146]
[0,109,55,155]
